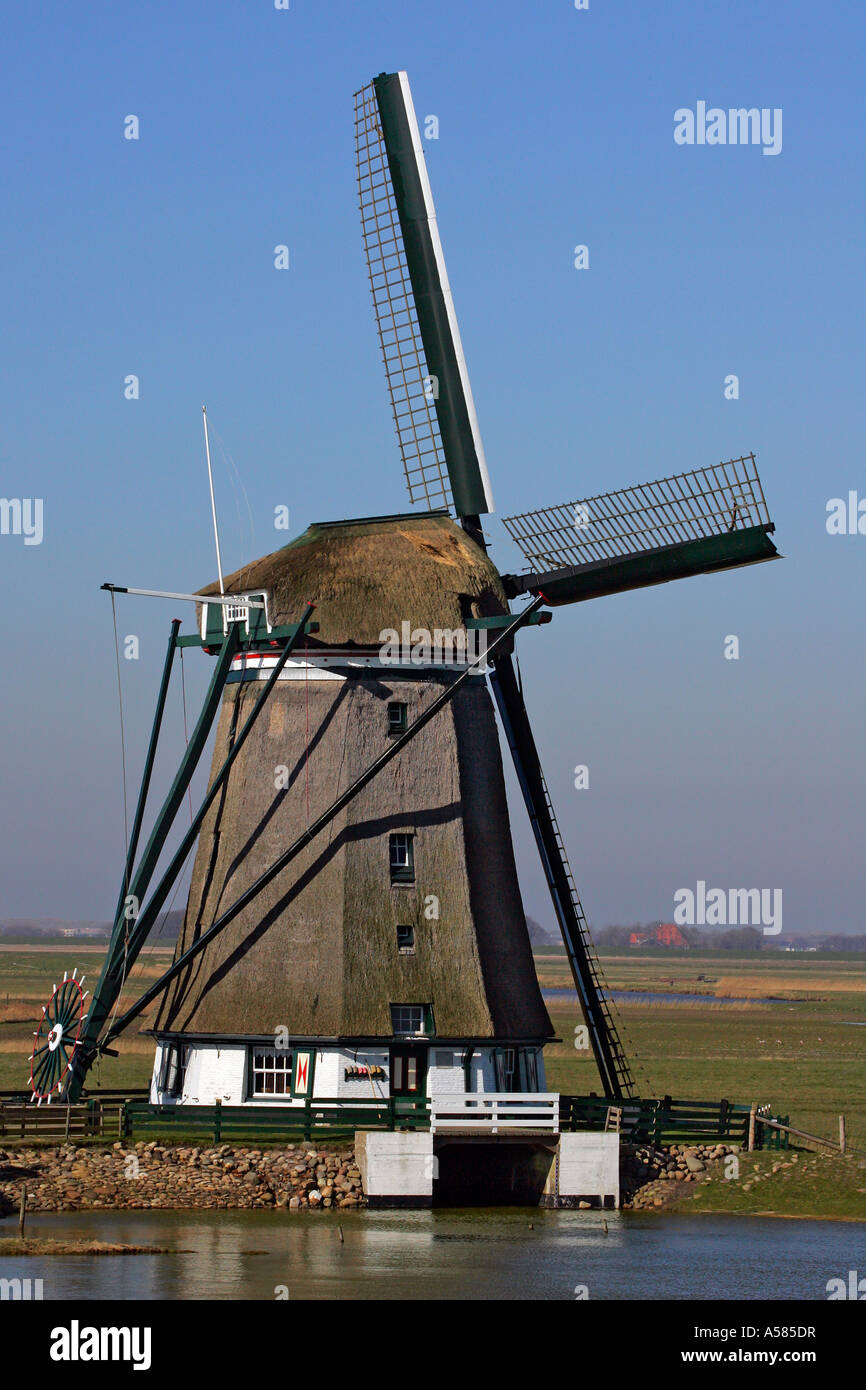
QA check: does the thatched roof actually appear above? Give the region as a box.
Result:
[197,510,508,647]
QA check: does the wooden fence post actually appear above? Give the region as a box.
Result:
[748,1103,757,1152]
[213,1099,222,1144]
[18,1185,27,1239]
[839,1115,846,1154]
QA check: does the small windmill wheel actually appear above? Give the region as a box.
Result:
[29,969,88,1104]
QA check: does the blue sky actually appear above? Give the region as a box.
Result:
[1,0,863,935]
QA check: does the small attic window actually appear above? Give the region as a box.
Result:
[387,701,408,735]
[396,924,415,954]
[390,1004,432,1037]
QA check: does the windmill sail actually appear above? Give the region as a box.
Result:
[502,454,778,605]
[355,72,494,522]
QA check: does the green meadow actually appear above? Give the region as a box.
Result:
[1,943,864,1218]
[540,949,866,1152]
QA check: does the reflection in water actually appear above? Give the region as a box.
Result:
[543,989,777,1006]
[0,1208,860,1301]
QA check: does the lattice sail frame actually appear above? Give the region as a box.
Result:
[502,455,773,571]
[354,81,452,511]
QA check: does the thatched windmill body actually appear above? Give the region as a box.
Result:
[151,511,554,1106]
[31,71,778,1113]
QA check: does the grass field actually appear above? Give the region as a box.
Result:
[3,945,863,1151]
[539,950,866,1153]
[0,946,174,1094]
[1,943,864,1219]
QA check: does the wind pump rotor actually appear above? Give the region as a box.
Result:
[29,968,88,1104]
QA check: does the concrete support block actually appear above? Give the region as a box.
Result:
[541,1133,620,1209]
[356,1130,434,1208]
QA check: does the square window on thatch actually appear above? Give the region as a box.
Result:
[389,832,415,883]
[387,701,408,734]
[390,1003,432,1037]
[396,924,415,953]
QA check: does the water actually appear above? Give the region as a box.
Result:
[1,1208,860,1300]
[543,988,777,1006]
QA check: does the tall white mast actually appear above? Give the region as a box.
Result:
[202,405,225,595]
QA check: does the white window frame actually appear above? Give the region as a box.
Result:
[390,1004,425,1037]
[387,701,408,734]
[250,1046,294,1098]
[494,1047,518,1092]
[160,1042,189,1097]
[523,1049,539,1092]
[389,833,415,882]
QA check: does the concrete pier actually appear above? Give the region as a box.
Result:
[355,1129,620,1209]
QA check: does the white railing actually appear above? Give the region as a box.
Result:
[430,1092,560,1134]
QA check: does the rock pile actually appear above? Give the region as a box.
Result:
[620,1141,738,1210]
[0,1143,365,1213]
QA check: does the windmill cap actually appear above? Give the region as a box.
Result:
[196,511,508,648]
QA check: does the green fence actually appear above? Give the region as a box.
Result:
[559,1095,788,1147]
[757,1106,790,1151]
[0,1091,148,1141]
[1,1089,789,1149]
[123,1096,430,1144]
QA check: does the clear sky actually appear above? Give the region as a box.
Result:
[1,0,863,936]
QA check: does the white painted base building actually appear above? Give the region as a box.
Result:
[149,1039,547,1108]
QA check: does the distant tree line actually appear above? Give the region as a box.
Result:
[595,921,764,951]
[811,934,866,952]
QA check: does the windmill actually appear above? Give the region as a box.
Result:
[34,70,778,1113]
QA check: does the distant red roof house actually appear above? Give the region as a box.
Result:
[629,923,689,948]
[656,922,689,947]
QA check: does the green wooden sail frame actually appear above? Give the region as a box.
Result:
[355,73,494,527]
[502,454,778,605]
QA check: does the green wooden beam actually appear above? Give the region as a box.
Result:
[466,612,551,629]
[79,603,316,1087]
[176,618,319,651]
[503,525,779,607]
[373,71,493,521]
[69,626,241,1098]
[113,619,181,927]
